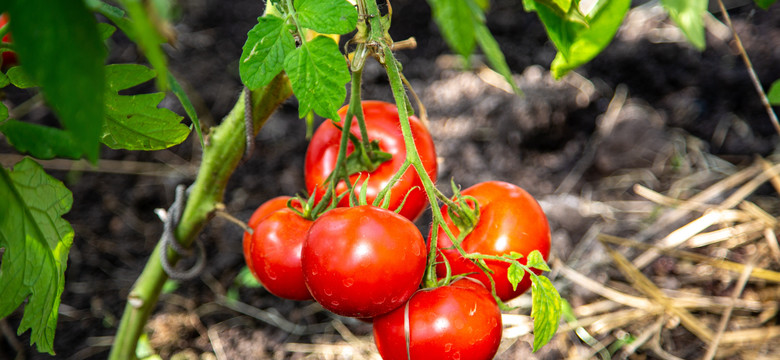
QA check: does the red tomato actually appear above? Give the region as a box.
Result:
[433,181,551,301]
[301,205,427,318]
[244,198,312,301]
[373,278,503,360]
[242,196,293,268]
[304,101,437,221]
[0,13,17,68]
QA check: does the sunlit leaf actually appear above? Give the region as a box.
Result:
[530,275,562,352]
[284,36,349,120]
[295,0,357,35]
[239,16,295,90]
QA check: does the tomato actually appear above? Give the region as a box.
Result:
[244,197,312,301]
[242,196,293,271]
[301,205,427,318]
[432,181,551,301]
[373,278,503,360]
[304,101,437,221]
[0,13,17,68]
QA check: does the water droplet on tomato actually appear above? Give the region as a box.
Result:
[331,300,340,307]
[444,343,452,352]
[324,288,333,296]
[453,351,461,360]
[342,278,354,287]
[372,296,386,305]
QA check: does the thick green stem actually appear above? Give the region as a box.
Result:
[108,73,292,360]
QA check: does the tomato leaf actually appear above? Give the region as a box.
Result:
[507,262,525,291]
[295,0,357,35]
[474,21,520,94]
[0,158,74,355]
[0,121,83,159]
[767,79,780,105]
[102,64,190,150]
[167,72,204,149]
[754,0,777,9]
[526,250,551,271]
[427,0,477,58]
[5,66,36,88]
[117,0,169,90]
[530,275,562,352]
[97,22,117,41]
[7,0,106,162]
[543,0,630,78]
[0,103,7,122]
[0,71,8,88]
[240,16,296,90]
[661,0,707,50]
[284,36,349,120]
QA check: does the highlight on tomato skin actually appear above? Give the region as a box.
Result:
[372,278,503,360]
[432,181,552,301]
[304,100,438,221]
[301,205,427,318]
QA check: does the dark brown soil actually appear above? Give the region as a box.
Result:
[2,0,780,359]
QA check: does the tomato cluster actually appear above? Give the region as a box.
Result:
[242,101,551,359]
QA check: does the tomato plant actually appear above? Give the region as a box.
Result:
[305,101,438,221]
[432,181,551,301]
[243,198,312,301]
[0,13,17,68]
[301,205,427,318]
[373,278,503,360]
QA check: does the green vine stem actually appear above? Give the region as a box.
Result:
[108,73,292,360]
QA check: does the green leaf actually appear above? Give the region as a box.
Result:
[507,262,525,291]
[474,21,520,94]
[6,66,36,88]
[8,0,106,162]
[530,275,562,352]
[236,266,262,288]
[0,71,9,88]
[118,0,169,90]
[526,250,551,271]
[767,79,780,105]
[0,103,7,121]
[98,22,117,41]
[0,158,74,355]
[295,0,358,35]
[427,0,477,58]
[167,72,204,149]
[544,0,631,78]
[102,64,189,150]
[284,36,349,120]
[239,16,296,90]
[661,0,707,50]
[0,121,83,159]
[754,0,777,9]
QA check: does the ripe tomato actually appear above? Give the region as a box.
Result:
[0,13,17,68]
[373,278,502,360]
[242,196,294,275]
[301,205,427,318]
[244,198,312,301]
[304,101,437,221]
[432,181,551,301]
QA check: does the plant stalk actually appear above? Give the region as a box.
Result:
[108,73,292,360]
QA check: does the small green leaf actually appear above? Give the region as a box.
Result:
[474,21,520,94]
[530,275,562,352]
[0,71,9,88]
[102,64,189,150]
[508,251,524,259]
[167,72,204,149]
[661,0,707,50]
[162,279,179,294]
[545,0,631,78]
[427,0,477,58]
[239,16,296,90]
[754,0,777,9]
[0,158,74,355]
[6,66,36,88]
[118,0,169,90]
[295,0,358,35]
[526,250,551,271]
[284,36,349,120]
[0,103,7,121]
[8,0,106,161]
[767,79,780,105]
[0,121,83,159]
[98,22,117,41]
[236,266,262,288]
[507,262,525,291]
